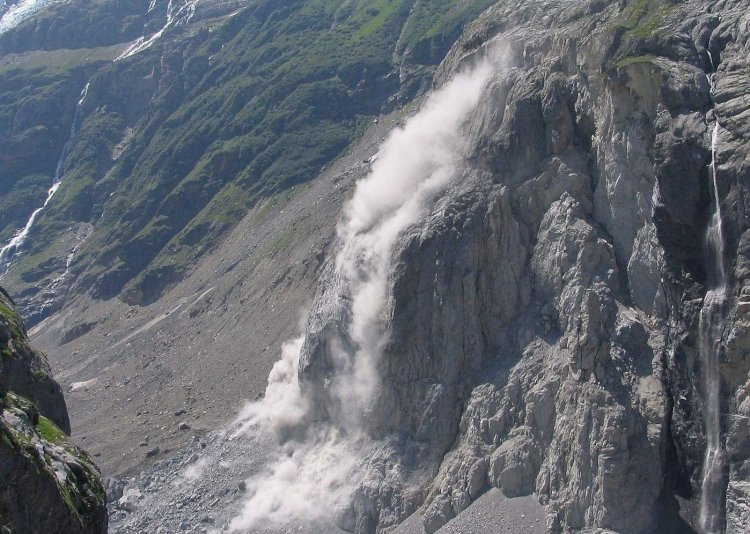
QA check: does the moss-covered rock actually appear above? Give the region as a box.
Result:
[0,287,69,432]
[0,287,107,533]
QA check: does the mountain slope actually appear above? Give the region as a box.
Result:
[0,0,493,325]
[0,0,493,478]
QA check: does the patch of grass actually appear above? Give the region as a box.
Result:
[615,53,656,68]
[59,484,78,516]
[0,299,25,343]
[31,369,48,382]
[607,0,673,68]
[0,301,17,322]
[35,415,67,445]
[351,0,402,40]
[0,45,123,76]
[621,0,672,38]
[403,0,494,42]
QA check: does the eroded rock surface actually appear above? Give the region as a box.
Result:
[1,287,106,533]
[295,0,750,532]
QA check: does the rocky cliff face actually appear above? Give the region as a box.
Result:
[283,0,750,532]
[3,1,750,533]
[0,287,106,533]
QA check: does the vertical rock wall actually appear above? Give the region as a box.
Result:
[298,0,750,532]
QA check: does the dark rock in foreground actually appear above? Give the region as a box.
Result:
[0,287,107,533]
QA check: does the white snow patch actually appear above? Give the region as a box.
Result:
[0,0,55,34]
[70,378,98,392]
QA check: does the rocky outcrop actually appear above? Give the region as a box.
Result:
[0,287,107,533]
[0,287,69,432]
[296,0,750,532]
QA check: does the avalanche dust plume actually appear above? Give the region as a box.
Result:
[227,51,498,532]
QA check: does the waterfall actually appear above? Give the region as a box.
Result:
[0,81,89,275]
[699,55,727,533]
[116,0,200,61]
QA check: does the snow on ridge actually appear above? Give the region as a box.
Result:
[0,0,58,34]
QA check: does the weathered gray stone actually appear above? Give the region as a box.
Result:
[118,488,144,513]
[294,1,750,533]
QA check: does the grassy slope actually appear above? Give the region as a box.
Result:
[0,0,494,311]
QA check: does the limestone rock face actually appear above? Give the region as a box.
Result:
[0,287,107,533]
[297,0,750,532]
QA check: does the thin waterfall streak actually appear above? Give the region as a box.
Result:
[699,115,727,531]
[709,124,725,282]
[0,81,89,274]
[116,0,200,61]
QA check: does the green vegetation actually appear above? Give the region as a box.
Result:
[352,0,402,39]
[35,415,67,445]
[620,0,672,39]
[0,296,24,345]
[1,0,486,306]
[0,392,104,524]
[609,0,674,68]
[614,53,657,68]
[0,0,146,55]
[0,45,123,76]
[31,369,48,382]
[0,391,38,423]
[77,0,482,302]
[397,0,495,62]
[0,299,16,322]
[0,64,80,242]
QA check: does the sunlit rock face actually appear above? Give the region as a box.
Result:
[282,1,750,532]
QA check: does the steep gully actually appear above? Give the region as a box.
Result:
[116,0,200,61]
